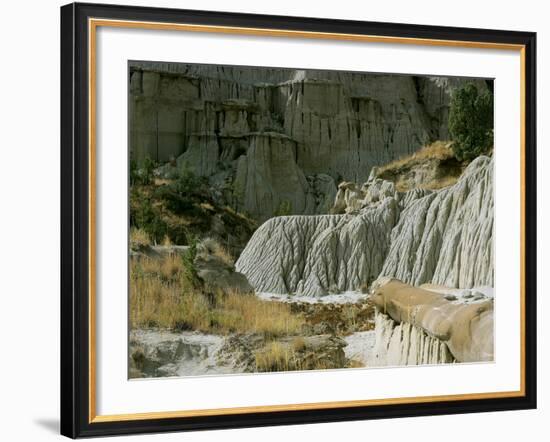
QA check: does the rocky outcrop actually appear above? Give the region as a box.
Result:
[129,330,233,378]
[130,329,349,377]
[237,156,493,295]
[370,279,494,363]
[236,198,398,296]
[232,132,329,218]
[194,239,254,295]
[130,62,487,219]
[381,156,493,288]
[369,311,456,366]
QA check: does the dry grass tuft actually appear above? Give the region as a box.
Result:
[130,227,151,249]
[255,342,296,372]
[377,141,454,175]
[199,202,215,211]
[129,254,199,329]
[130,256,305,337]
[214,290,305,337]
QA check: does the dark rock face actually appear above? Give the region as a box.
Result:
[130,62,487,219]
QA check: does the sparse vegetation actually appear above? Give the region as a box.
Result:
[130,157,156,186]
[215,290,305,337]
[255,341,296,372]
[376,141,464,192]
[130,227,151,250]
[377,141,455,174]
[274,200,292,217]
[254,336,347,372]
[130,254,304,336]
[129,165,257,253]
[130,191,169,244]
[449,83,494,161]
[197,237,234,267]
[292,301,375,335]
[155,165,207,215]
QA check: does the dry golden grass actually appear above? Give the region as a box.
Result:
[255,341,296,372]
[130,255,305,337]
[377,141,454,175]
[199,202,215,211]
[254,338,344,372]
[214,290,305,337]
[129,254,200,329]
[130,227,151,249]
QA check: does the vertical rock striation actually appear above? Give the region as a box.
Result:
[381,156,493,288]
[368,311,456,366]
[370,279,494,364]
[236,197,399,296]
[130,62,487,219]
[236,156,493,294]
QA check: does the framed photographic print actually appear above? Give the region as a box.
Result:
[60,2,537,438]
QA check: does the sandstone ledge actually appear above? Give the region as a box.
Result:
[371,279,493,363]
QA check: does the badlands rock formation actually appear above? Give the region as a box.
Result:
[236,156,493,294]
[237,199,398,297]
[130,62,487,219]
[370,279,494,363]
[381,156,493,288]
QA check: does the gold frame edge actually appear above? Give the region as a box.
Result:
[87,18,527,423]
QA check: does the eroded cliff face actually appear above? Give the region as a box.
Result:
[236,198,398,297]
[381,156,493,288]
[236,156,493,294]
[130,62,487,219]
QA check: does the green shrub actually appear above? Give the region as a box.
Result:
[181,233,199,283]
[155,165,205,215]
[130,157,156,185]
[448,83,494,161]
[129,190,167,243]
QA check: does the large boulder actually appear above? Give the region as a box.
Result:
[194,240,254,295]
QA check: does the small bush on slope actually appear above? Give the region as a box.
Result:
[449,83,494,161]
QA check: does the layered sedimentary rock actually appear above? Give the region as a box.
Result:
[381,156,493,288]
[232,132,329,218]
[130,62,487,219]
[370,279,494,363]
[369,311,456,366]
[237,156,493,295]
[236,198,398,297]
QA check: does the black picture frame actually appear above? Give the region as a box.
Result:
[60,2,537,438]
